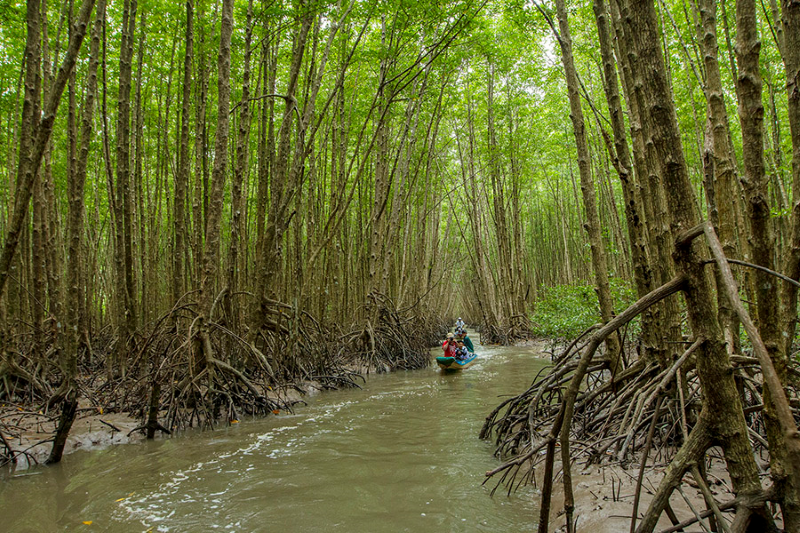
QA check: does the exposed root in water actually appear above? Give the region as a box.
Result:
[0,425,16,466]
[0,290,444,465]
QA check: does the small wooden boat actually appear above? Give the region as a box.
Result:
[436,352,477,370]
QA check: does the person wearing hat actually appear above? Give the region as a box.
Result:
[455,317,465,330]
[442,332,457,358]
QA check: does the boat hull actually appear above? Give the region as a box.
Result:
[436,353,477,370]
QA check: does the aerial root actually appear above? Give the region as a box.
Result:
[482,271,799,531]
[478,313,537,345]
[343,292,439,372]
[0,425,16,466]
[483,333,794,531]
[1,290,395,449]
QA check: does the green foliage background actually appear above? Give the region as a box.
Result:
[531,278,639,341]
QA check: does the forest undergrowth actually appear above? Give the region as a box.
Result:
[0,291,445,469]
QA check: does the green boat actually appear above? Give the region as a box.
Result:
[436,352,477,370]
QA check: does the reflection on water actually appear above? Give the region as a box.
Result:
[0,341,549,532]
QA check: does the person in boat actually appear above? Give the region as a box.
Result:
[442,333,457,358]
[457,329,475,352]
[455,317,465,330]
[455,340,469,361]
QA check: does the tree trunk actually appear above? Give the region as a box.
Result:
[617,0,769,528]
[593,0,656,364]
[554,0,621,370]
[199,0,234,326]
[249,30,279,342]
[251,5,312,334]
[369,16,392,300]
[226,0,254,329]
[113,0,138,375]
[779,0,800,358]
[609,0,674,370]
[697,0,741,352]
[192,3,209,287]
[173,0,193,306]
[735,0,798,525]
[0,0,96,303]
[66,0,106,383]
[778,0,800,520]
[486,62,517,326]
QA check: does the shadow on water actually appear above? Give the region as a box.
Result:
[0,339,550,532]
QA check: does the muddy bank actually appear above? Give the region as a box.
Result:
[2,299,445,469]
[1,405,144,467]
[483,337,770,532]
[0,382,322,469]
[538,455,736,532]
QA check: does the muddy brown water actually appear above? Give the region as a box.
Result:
[0,340,550,532]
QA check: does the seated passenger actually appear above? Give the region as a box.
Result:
[455,340,469,361]
[457,329,475,352]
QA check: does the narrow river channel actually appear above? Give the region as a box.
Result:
[1,339,550,532]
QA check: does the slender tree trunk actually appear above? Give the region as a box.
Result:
[610,0,676,370]
[696,0,742,352]
[200,0,233,315]
[66,0,105,383]
[113,0,138,375]
[504,82,528,316]
[381,64,427,302]
[192,4,209,287]
[40,2,64,363]
[46,0,102,464]
[460,86,500,332]
[28,4,45,356]
[133,9,148,324]
[251,5,311,334]
[593,0,653,334]
[554,0,620,370]
[779,0,800,356]
[735,0,799,525]
[369,16,392,300]
[0,0,96,303]
[486,62,517,327]
[249,29,278,342]
[226,0,254,329]
[197,0,235,371]
[173,0,193,306]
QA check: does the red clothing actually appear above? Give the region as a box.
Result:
[442,340,456,358]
